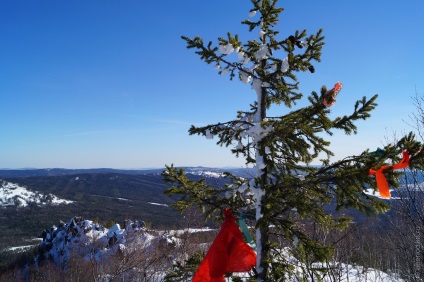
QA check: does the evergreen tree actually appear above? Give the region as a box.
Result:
[162,0,423,280]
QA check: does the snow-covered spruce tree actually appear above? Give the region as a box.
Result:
[162,0,423,280]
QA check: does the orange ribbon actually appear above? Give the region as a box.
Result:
[368,151,410,198]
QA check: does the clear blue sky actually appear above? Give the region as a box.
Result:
[1,1,423,169]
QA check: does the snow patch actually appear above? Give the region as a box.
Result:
[6,245,36,253]
[363,188,400,200]
[0,180,73,207]
[186,168,225,178]
[166,227,215,236]
[148,202,169,207]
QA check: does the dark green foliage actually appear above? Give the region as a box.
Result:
[164,252,203,282]
[163,165,251,221]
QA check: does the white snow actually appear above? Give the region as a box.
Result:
[220,67,229,76]
[205,129,213,139]
[265,146,271,154]
[281,56,289,73]
[228,263,403,281]
[300,40,309,48]
[187,168,224,178]
[227,248,404,281]
[107,223,125,239]
[237,50,245,61]
[0,180,73,207]
[296,261,404,282]
[219,43,234,55]
[6,245,35,252]
[166,227,215,236]
[258,29,266,39]
[148,202,169,207]
[254,44,268,59]
[242,54,251,65]
[240,69,252,84]
[363,188,400,200]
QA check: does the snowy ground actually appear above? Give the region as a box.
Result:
[0,180,73,207]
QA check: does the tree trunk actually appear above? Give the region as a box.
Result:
[256,82,269,281]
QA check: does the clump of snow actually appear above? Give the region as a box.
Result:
[220,67,230,76]
[258,29,266,39]
[363,188,400,200]
[281,56,289,72]
[0,180,73,207]
[219,43,234,55]
[107,223,125,239]
[254,44,268,60]
[240,72,252,84]
[205,129,213,139]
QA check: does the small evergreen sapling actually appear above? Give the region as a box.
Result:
[162,0,423,280]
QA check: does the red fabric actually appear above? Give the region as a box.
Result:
[392,151,410,169]
[323,82,343,107]
[368,167,391,198]
[192,209,257,282]
[368,151,410,198]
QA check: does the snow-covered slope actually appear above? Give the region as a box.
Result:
[0,180,73,207]
[185,167,226,178]
[184,166,255,178]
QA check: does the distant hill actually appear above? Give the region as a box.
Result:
[0,168,162,178]
[0,167,237,261]
[0,166,256,178]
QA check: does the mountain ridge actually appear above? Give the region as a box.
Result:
[0,167,254,178]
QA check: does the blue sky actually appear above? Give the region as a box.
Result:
[1,0,423,169]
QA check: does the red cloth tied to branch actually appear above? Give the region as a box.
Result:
[192,209,256,282]
[368,151,410,198]
[323,82,343,107]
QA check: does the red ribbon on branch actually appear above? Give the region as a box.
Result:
[323,82,343,107]
[368,150,410,198]
[192,209,256,282]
